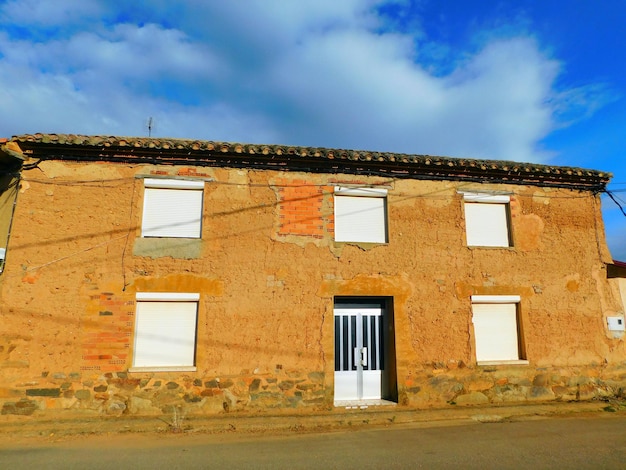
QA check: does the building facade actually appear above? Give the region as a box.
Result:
[0,134,624,418]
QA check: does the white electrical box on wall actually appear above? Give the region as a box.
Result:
[607,316,625,331]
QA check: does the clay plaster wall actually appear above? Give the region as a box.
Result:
[1,160,625,418]
[610,278,626,315]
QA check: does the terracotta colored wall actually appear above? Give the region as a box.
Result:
[1,160,625,417]
[611,278,626,315]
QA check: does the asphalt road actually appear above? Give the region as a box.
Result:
[1,414,625,469]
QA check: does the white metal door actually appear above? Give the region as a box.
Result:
[334,304,384,401]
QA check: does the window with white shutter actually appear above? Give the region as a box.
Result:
[462,192,511,247]
[471,295,526,364]
[141,178,204,238]
[334,187,387,243]
[131,293,199,371]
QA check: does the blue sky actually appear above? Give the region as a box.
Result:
[0,0,624,258]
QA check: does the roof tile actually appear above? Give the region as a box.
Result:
[7,133,611,190]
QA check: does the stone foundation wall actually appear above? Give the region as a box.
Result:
[3,364,626,418]
[400,363,626,407]
[1,370,328,417]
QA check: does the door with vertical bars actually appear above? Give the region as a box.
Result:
[334,303,385,401]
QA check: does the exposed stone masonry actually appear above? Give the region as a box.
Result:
[3,364,626,417]
[2,370,327,416]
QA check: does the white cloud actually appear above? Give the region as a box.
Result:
[183,0,384,42]
[0,61,278,140]
[551,83,618,127]
[439,38,558,160]
[264,31,557,160]
[0,0,611,164]
[1,24,220,83]
[1,0,103,27]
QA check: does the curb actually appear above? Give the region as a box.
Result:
[1,400,622,440]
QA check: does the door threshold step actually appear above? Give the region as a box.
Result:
[334,399,397,409]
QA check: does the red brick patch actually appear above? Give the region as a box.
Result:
[81,291,134,372]
[276,180,330,238]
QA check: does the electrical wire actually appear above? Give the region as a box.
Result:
[121,180,137,291]
[19,175,602,200]
[3,186,619,280]
[8,234,129,280]
[7,167,619,277]
[605,191,626,217]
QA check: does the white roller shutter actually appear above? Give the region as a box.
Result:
[334,188,387,243]
[464,202,510,247]
[141,179,204,238]
[472,303,519,362]
[133,300,198,368]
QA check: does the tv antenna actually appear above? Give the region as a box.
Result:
[147,117,154,137]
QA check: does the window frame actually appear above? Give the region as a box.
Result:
[333,186,388,243]
[461,192,512,248]
[129,292,200,372]
[141,178,205,239]
[471,295,528,366]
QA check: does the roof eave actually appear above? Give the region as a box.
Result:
[11,134,611,191]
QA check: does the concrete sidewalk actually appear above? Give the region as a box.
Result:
[1,399,624,441]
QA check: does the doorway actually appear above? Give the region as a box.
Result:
[333,299,395,403]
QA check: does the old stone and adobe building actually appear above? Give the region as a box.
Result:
[0,133,624,418]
